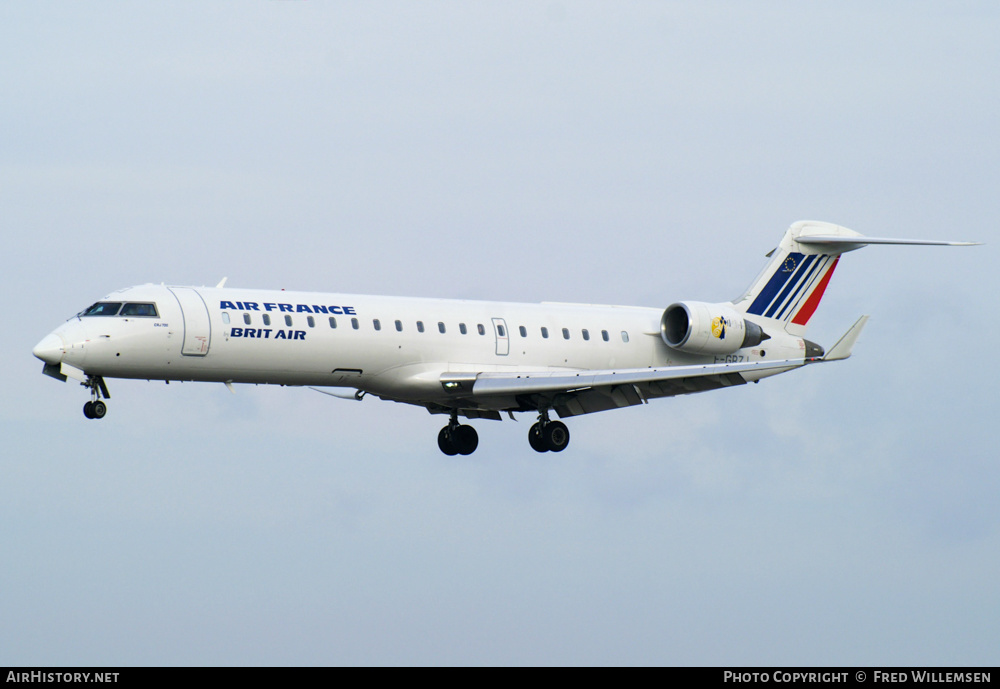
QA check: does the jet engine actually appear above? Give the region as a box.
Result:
[661,301,768,355]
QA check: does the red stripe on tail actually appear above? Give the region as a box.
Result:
[791,257,839,326]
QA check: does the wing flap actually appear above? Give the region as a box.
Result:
[555,383,646,417]
[444,358,803,398]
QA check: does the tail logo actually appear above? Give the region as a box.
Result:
[746,252,839,326]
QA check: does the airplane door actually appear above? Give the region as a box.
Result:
[492,318,509,356]
[168,287,212,356]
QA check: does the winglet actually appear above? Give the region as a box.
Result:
[823,315,870,361]
[216,277,228,289]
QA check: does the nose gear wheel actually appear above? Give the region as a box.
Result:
[81,375,110,420]
[83,400,107,419]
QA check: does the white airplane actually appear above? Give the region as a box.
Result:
[33,221,975,455]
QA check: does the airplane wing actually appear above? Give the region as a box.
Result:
[436,358,804,418]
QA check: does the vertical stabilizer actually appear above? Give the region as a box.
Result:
[732,221,977,337]
[732,221,860,337]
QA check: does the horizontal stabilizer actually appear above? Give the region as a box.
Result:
[823,315,870,362]
[734,221,980,338]
[797,235,979,247]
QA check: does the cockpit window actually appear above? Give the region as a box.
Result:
[81,302,122,317]
[120,302,159,317]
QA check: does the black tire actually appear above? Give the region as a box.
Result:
[438,427,459,456]
[91,400,107,419]
[543,421,569,452]
[83,401,95,419]
[528,423,548,453]
[453,425,479,455]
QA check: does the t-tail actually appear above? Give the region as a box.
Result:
[731,220,978,337]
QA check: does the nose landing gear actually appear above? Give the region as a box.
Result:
[81,376,110,420]
[83,400,107,419]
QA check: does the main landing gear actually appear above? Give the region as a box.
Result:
[528,411,570,453]
[438,411,479,456]
[82,376,110,420]
[435,410,571,455]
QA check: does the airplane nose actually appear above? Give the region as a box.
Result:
[33,332,65,364]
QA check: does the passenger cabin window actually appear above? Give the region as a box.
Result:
[562,328,570,340]
[373,319,381,331]
[417,321,425,333]
[120,303,158,317]
[351,318,360,330]
[519,326,527,337]
[602,330,609,342]
[284,315,293,327]
[395,320,403,332]
[329,317,337,328]
[222,312,230,324]
[582,329,590,341]
[263,314,271,326]
[438,322,446,334]
[477,324,485,335]
[307,316,315,328]
[541,327,549,339]
[459,323,467,335]
[81,302,122,317]
[621,331,630,343]
[243,313,252,325]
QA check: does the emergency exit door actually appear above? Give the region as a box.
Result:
[492,317,509,356]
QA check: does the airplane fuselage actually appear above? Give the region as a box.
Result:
[36,221,969,454]
[36,283,806,412]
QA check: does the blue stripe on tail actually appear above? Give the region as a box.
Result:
[746,252,805,316]
[774,255,829,320]
[765,254,817,318]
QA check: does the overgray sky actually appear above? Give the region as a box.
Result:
[2,1,996,665]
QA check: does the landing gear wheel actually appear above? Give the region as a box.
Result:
[438,424,478,456]
[452,425,479,456]
[438,427,459,456]
[82,376,110,420]
[542,421,569,452]
[528,423,549,453]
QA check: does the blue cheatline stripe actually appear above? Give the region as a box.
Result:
[775,255,829,321]
[747,252,804,315]
[765,254,817,318]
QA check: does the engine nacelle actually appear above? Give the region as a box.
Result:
[661,301,767,355]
